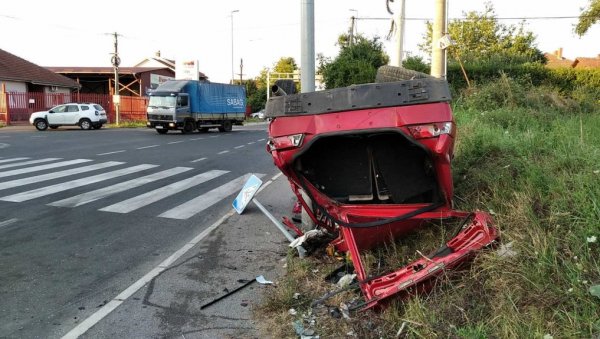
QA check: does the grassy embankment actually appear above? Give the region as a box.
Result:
[256,76,600,338]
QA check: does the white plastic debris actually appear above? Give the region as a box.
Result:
[293,292,301,300]
[587,236,597,243]
[340,302,351,320]
[337,274,357,288]
[497,241,517,258]
[289,229,324,248]
[288,308,297,315]
[256,275,274,285]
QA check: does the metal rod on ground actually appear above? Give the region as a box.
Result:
[200,278,256,310]
[252,199,306,258]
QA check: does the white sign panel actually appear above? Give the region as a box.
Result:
[175,60,199,80]
[150,74,174,88]
[232,175,263,214]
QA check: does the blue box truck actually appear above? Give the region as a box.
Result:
[146,80,246,134]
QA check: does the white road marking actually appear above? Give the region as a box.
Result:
[61,174,281,339]
[0,157,30,164]
[0,164,157,202]
[99,170,228,213]
[189,137,204,141]
[0,158,60,170]
[49,167,193,208]
[0,159,92,179]
[209,136,218,138]
[136,145,159,150]
[97,150,126,156]
[167,141,183,145]
[247,141,255,145]
[0,218,18,229]
[190,157,207,163]
[0,162,123,191]
[0,143,9,149]
[159,173,264,219]
[217,150,229,155]
[234,145,245,149]
[257,138,265,142]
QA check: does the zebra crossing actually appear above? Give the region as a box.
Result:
[0,157,263,220]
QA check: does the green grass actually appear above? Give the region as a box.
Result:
[255,84,600,338]
[106,120,147,128]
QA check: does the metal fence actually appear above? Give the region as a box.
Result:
[0,92,148,125]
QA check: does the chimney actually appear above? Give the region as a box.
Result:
[555,47,563,59]
[155,50,161,57]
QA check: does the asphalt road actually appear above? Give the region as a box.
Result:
[0,124,284,338]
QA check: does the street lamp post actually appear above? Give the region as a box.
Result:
[230,9,239,84]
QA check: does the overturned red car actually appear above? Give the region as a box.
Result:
[265,71,498,309]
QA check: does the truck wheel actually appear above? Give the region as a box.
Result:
[156,129,168,134]
[182,120,195,134]
[375,65,431,82]
[219,120,232,132]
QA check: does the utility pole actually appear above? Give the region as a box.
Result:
[349,16,355,46]
[391,0,406,66]
[230,10,239,84]
[349,9,357,46]
[111,32,121,125]
[431,0,447,78]
[239,58,244,84]
[300,0,315,93]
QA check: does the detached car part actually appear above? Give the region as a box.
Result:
[265,70,498,309]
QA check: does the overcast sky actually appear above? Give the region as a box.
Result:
[2,0,598,83]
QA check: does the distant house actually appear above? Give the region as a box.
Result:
[134,51,208,81]
[48,66,177,97]
[0,48,80,94]
[544,48,576,68]
[545,48,600,69]
[571,55,600,69]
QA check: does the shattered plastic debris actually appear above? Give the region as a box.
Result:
[337,274,356,288]
[339,302,351,319]
[290,229,325,248]
[497,241,517,258]
[587,236,597,243]
[256,275,274,285]
[293,320,304,335]
[289,308,298,316]
[293,292,301,300]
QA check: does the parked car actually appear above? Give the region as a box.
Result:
[250,109,265,119]
[29,103,107,131]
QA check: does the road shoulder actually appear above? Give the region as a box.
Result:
[80,172,295,338]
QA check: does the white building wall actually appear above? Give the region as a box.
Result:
[1,81,27,93]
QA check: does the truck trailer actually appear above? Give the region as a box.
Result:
[146,80,246,134]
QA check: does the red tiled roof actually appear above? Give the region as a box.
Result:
[573,57,600,69]
[544,53,575,69]
[0,49,80,89]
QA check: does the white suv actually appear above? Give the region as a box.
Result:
[29,103,108,131]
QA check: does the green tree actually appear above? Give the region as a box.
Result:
[318,34,389,89]
[576,0,600,36]
[418,3,544,63]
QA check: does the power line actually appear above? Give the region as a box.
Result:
[356,15,594,21]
